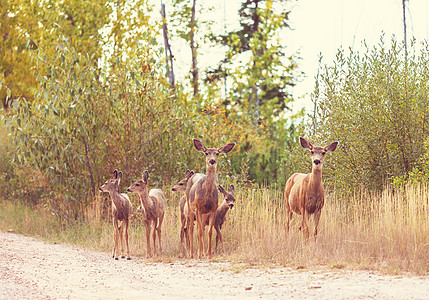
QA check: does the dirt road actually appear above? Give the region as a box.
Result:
[1,231,428,299]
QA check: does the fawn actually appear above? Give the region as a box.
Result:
[99,169,133,260]
[127,170,165,257]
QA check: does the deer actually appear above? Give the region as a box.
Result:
[188,139,236,258]
[284,137,338,240]
[171,169,195,257]
[99,169,133,260]
[212,184,236,253]
[127,170,165,258]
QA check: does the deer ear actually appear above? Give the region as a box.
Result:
[229,184,235,196]
[218,185,226,195]
[326,141,339,152]
[117,171,123,183]
[185,169,191,177]
[193,139,207,152]
[299,137,313,150]
[112,169,118,179]
[219,143,236,154]
[142,170,149,182]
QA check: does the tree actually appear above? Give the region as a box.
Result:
[169,0,214,97]
[210,0,299,130]
[0,0,112,109]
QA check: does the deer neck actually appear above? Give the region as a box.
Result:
[138,188,154,211]
[110,189,123,206]
[217,202,229,216]
[205,165,217,193]
[309,167,323,192]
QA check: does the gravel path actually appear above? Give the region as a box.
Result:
[1,231,429,299]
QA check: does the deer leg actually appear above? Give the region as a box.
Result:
[196,211,205,259]
[201,214,209,254]
[188,210,195,258]
[118,222,125,258]
[215,225,223,253]
[207,212,216,258]
[113,219,119,260]
[157,215,164,255]
[185,215,191,254]
[301,210,310,240]
[124,219,131,260]
[145,221,151,258]
[313,210,322,241]
[180,214,186,257]
[152,220,157,256]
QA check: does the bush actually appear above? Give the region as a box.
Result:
[314,36,429,190]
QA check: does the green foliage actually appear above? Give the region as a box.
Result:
[0,122,44,204]
[314,36,429,190]
[1,0,305,222]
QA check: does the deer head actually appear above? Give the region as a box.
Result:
[172,169,194,192]
[299,137,338,170]
[218,184,236,209]
[193,139,236,170]
[100,169,122,193]
[127,170,149,193]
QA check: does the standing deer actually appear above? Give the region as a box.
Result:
[127,170,165,257]
[99,169,133,260]
[188,139,236,258]
[212,184,236,252]
[284,137,338,240]
[172,169,195,256]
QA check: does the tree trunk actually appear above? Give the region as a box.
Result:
[253,84,259,128]
[161,4,176,91]
[190,0,199,97]
[83,137,96,197]
[402,0,407,57]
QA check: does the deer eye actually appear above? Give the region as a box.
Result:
[179,183,184,186]
[310,151,314,155]
[205,152,209,156]
[135,183,140,187]
[322,152,326,156]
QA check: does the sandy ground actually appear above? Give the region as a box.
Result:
[1,231,429,299]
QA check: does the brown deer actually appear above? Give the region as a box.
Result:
[284,137,338,240]
[171,169,195,256]
[188,139,236,258]
[127,170,165,257]
[212,184,236,252]
[99,169,133,260]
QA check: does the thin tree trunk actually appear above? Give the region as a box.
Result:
[190,0,199,97]
[161,3,175,91]
[402,0,407,57]
[83,138,96,197]
[253,84,259,128]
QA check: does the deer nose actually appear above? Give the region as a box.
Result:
[126,188,131,192]
[314,159,321,165]
[209,159,216,165]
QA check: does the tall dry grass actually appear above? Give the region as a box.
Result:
[1,183,429,274]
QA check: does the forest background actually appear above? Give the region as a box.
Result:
[1,0,429,273]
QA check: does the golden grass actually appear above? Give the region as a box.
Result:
[1,183,429,274]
